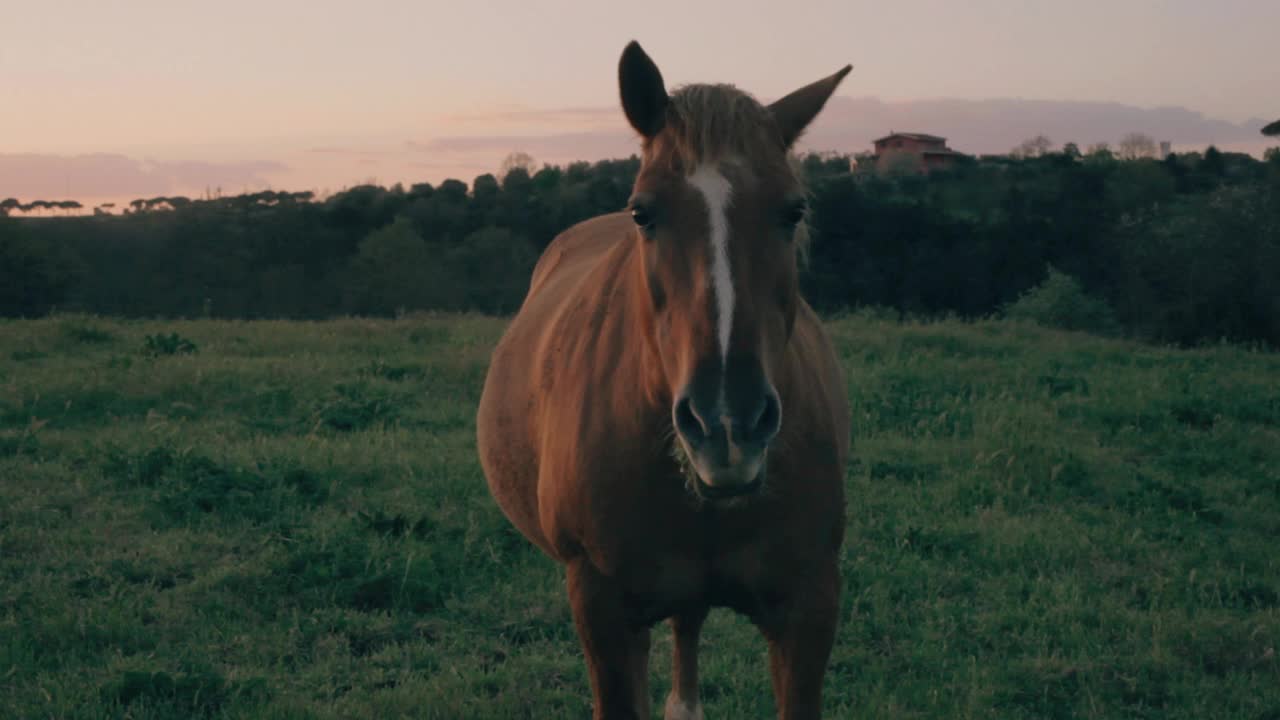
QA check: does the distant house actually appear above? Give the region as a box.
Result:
[871,132,965,174]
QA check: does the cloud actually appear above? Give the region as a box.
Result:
[406,131,639,166]
[400,97,1273,177]
[5,97,1270,205]
[0,153,286,202]
[797,96,1270,155]
[437,105,621,132]
[305,146,395,159]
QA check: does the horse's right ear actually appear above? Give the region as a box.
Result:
[619,41,668,138]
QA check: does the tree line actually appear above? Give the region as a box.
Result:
[2,145,1278,346]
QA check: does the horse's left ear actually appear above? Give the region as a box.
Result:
[768,65,853,149]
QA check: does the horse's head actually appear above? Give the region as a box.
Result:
[618,41,850,500]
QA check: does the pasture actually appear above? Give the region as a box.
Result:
[1,313,1277,718]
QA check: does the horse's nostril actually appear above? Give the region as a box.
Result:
[674,395,710,443]
[752,392,782,443]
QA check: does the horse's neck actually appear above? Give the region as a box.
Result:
[598,235,670,413]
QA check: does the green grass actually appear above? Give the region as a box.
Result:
[1,312,1277,719]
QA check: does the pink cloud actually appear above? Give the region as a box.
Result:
[4,97,1270,206]
[0,153,285,202]
[406,131,638,166]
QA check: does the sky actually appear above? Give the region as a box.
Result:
[3,0,1278,204]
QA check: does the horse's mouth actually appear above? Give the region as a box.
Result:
[671,435,768,502]
[691,471,764,501]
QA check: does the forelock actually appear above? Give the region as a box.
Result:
[651,84,795,180]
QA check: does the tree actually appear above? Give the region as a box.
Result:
[1106,159,1175,210]
[472,173,500,201]
[406,179,469,243]
[0,223,82,316]
[500,151,538,178]
[325,184,404,231]
[1118,132,1158,160]
[408,183,434,201]
[1062,142,1081,159]
[437,178,468,201]
[344,217,459,314]
[0,198,19,217]
[449,227,537,313]
[1012,135,1053,158]
[1201,146,1226,176]
[470,174,501,230]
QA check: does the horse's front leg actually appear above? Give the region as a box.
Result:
[566,557,651,720]
[664,608,708,720]
[758,561,841,720]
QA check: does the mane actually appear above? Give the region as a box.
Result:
[658,84,811,256]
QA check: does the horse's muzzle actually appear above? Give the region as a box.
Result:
[673,386,778,498]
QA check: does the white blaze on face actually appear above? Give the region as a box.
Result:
[687,165,734,363]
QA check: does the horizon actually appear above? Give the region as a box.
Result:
[4,0,1279,205]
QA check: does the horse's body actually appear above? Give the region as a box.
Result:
[477,42,852,719]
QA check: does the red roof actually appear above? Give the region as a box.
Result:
[873,132,947,145]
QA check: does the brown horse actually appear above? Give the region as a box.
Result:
[477,41,852,720]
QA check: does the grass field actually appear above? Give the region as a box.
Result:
[2,313,1278,719]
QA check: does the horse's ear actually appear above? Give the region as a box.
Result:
[1263,119,1280,136]
[619,41,668,138]
[768,65,853,149]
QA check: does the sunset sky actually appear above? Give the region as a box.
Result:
[4,0,1278,203]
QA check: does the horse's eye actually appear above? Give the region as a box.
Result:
[631,205,654,229]
[783,200,807,227]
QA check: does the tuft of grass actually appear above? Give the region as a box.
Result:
[143,331,198,356]
[59,319,116,344]
[313,382,401,432]
[99,668,269,717]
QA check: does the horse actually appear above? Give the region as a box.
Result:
[477,41,852,720]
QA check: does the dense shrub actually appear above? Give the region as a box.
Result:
[1003,266,1120,336]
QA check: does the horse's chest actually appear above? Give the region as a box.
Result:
[616,542,777,627]
[618,554,705,626]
